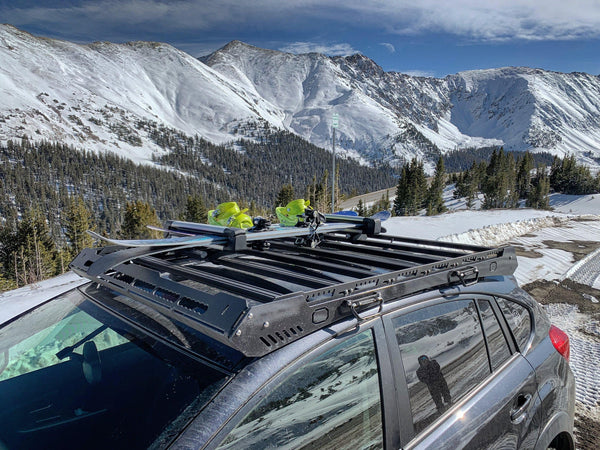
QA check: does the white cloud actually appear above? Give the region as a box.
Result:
[378,0,600,41]
[381,0,600,41]
[279,42,359,56]
[379,42,395,53]
[3,0,600,42]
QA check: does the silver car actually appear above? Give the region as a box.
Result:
[0,222,575,449]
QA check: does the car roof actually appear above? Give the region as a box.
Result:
[70,217,518,358]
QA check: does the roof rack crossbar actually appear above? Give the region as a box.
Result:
[317,239,448,265]
[269,241,422,271]
[243,249,376,279]
[323,234,470,258]
[368,234,489,252]
[213,256,335,289]
[184,263,297,295]
[137,256,282,303]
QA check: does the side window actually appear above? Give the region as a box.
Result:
[392,300,489,433]
[478,299,512,370]
[496,297,532,351]
[217,330,383,450]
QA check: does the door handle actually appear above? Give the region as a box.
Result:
[510,393,532,424]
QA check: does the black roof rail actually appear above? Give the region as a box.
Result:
[70,219,517,357]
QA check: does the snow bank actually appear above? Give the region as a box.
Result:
[383,209,565,241]
[440,216,568,246]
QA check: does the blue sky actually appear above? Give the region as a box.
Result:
[2,0,600,77]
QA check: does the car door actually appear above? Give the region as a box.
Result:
[205,318,400,449]
[383,296,542,449]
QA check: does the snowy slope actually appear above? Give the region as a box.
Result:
[2,25,600,166]
[448,67,600,164]
[205,43,600,165]
[0,25,281,164]
[203,42,500,163]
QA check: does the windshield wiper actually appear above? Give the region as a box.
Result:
[56,324,108,360]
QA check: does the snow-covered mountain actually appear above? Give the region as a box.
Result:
[0,25,284,164]
[2,24,600,167]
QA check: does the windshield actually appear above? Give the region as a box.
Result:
[0,288,231,449]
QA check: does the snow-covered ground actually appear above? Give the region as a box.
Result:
[1,193,599,443]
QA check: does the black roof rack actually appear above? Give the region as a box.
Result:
[70,218,518,357]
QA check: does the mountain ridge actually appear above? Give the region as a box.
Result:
[1,24,600,169]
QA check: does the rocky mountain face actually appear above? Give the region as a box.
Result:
[2,25,600,168]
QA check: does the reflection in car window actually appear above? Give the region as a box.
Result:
[478,299,511,370]
[218,330,383,450]
[392,300,490,433]
[496,297,532,351]
[0,308,128,381]
[0,289,229,450]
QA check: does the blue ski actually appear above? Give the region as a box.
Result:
[88,211,390,249]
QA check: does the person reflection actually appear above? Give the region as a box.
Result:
[416,355,452,412]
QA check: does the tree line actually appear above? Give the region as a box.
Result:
[0,126,397,291]
[393,149,600,216]
[0,129,395,231]
[0,194,215,291]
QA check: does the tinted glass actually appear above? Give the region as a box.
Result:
[218,330,383,450]
[392,300,490,433]
[496,297,532,351]
[478,299,512,370]
[82,284,246,370]
[0,289,229,450]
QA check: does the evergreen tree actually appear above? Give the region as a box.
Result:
[368,191,391,216]
[183,195,208,223]
[426,156,447,215]
[356,199,366,217]
[516,152,534,199]
[550,154,598,195]
[394,158,427,216]
[275,184,295,207]
[453,162,480,208]
[0,272,16,292]
[526,166,550,209]
[0,222,18,289]
[15,208,58,285]
[394,165,410,216]
[120,201,162,239]
[63,196,94,256]
[306,171,330,212]
[483,148,517,209]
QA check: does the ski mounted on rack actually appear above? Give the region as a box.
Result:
[87,211,390,249]
[70,211,517,358]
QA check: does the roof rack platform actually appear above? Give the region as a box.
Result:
[70,219,517,357]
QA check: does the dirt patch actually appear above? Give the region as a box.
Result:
[572,216,600,222]
[579,327,600,343]
[575,412,600,449]
[541,240,600,262]
[511,245,544,259]
[522,279,600,317]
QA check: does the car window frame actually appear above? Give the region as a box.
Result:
[474,296,515,372]
[381,294,519,445]
[204,317,399,449]
[493,294,534,354]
